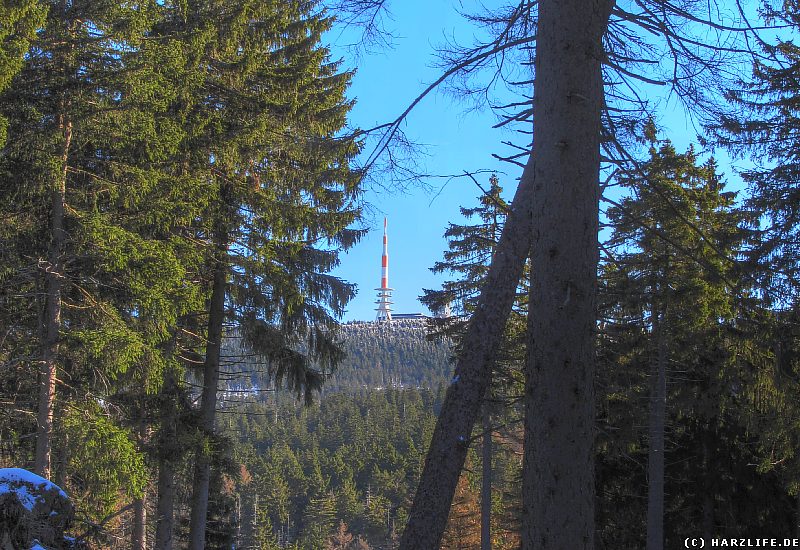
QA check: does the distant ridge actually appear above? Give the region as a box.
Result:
[220,318,453,398]
[330,318,453,391]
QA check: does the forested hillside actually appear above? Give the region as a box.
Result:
[152,318,520,549]
[228,390,438,550]
[219,387,523,550]
[330,320,454,390]
[221,319,454,397]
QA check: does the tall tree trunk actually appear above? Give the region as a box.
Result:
[34,111,71,478]
[132,492,147,550]
[155,374,178,550]
[795,493,800,539]
[646,308,667,550]
[481,400,492,550]
[522,1,610,548]
[701,430,714,539]
[188,219,229,550]
[155,453,176,550]
[234,494,241,548]
[399,157,535,548]
[132,410,149,550]
[254,493,259,550]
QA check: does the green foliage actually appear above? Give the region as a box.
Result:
[596,131,784,545]
[0,0,46,145]
[423,174,512,316]
[421,174,526,379]
[223,319,454,393]
[228,389,438,549]
[0,0,364,543]
[715,2,800,300]
[3,1,800,547]
[421,175,526,547]
[62,404,147,521]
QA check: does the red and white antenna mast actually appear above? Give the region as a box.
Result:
[375,217,393,322]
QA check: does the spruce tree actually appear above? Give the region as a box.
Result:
[699,0,800,535]
[0,0,44,145]
[0,0,192,479]
[715,1,800,301]
[601,133,748,547]
[0,7,209,544]
[160,1,364,546]
[423,175,510,318]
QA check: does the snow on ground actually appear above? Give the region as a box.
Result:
[0,468,68,511]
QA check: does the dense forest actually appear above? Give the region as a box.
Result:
[6,0,800,549]
[222,320,453,395]
[212,311,524,550]
[221,385,525,550]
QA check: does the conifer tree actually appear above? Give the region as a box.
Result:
[157,1,364,546]
[0,8,212,546]
[601,133,748,547]
[715,1,800,301]
[423,175,512,320]
[325,520,354,550]
[0,0,44,145]
[399,1,766,544]
[0,0,200,484]
[704,0,800,534]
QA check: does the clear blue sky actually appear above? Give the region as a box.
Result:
[328,1,523,322]
[326,1,749,322]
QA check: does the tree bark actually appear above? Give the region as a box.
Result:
[701,430,714,540]
[521,1,611,548]
[132,492,147,550]
[34,110,71,479]
[234,494,241,548]
[399,157,535,548]
[795,492,800,539]
[188,213,230,550]
[239,489,257,550]
[646,308,667,550]
[155,452,176,550]
[155,374,178,550]
[481,400,492,550]
[131,409,149,550]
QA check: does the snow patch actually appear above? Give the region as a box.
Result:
[0,468,69,511]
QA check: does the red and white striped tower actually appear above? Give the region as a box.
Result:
[375,217,393,322]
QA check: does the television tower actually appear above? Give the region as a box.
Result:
[375,217,393,322]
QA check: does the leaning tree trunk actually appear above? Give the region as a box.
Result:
[399,157,535,548]
[646,307,667,550]
[521,0,611,548]
[188,215,230,550]
[35,109,71,479]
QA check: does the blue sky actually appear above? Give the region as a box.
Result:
[328,1,523,321]
[327,1,750,322]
